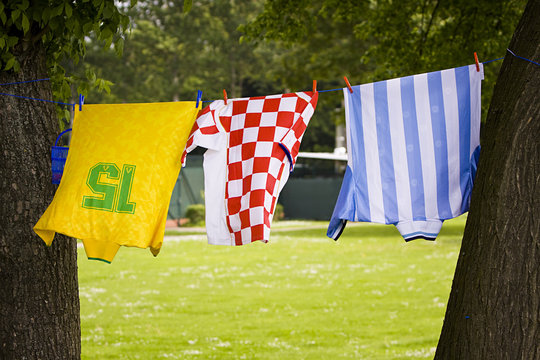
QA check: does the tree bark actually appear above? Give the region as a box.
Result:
[0,44,81,359]
[435,0,539,358]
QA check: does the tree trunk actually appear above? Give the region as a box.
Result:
[435,1,539,358]
[0,44,81,359]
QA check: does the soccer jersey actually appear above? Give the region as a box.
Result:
[328,64,484,241]
[34,102,200,262]
[183,92,318,245]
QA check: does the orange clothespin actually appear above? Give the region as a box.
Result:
[312,80,317,93]
[223,89,228,105]
[474,52,480,72]
[343,76,353,94]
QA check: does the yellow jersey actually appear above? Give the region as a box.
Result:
[34,102,199,263]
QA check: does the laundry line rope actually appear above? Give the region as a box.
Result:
[0,92,75,107]
[1,50,537,107]
[0,78,51,86]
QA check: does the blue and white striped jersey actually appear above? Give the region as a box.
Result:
[328,64,484,241]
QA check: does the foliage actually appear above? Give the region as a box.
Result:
[184,204,205,225]
[240,1,372,86]
[77,0,283,105]
[242,0,527,121]
[0,0,134,120]
[79,217,466,358]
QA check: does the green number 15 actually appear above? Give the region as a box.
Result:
[82,162,136,214]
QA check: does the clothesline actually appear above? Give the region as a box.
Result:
[0,50,537,108]
[0,91,75,107]
[0,78,51,86]
[506,49,540,66]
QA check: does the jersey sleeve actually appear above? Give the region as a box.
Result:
[278,91,318,171]
[181,101,226,166]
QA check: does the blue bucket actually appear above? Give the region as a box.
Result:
[51,128,72,184]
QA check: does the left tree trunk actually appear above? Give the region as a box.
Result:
[0,44,81,359]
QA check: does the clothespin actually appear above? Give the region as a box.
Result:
[312,80,317,93]
[474,52,480,72]
[196,90,202,108]
[343,76,353,93]
[223,89,228,105]
[78,94,85,111]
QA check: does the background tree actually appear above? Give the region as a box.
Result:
[80,0,282,104]
[243,0,526,120]
[0,1,131,358]
[435,0,539,357]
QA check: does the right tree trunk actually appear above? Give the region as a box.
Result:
[435,0,539,358]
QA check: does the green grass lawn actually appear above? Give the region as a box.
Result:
[79,216,466,359]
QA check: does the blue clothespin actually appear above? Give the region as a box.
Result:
[196,90,203,108]
[78,94,85,111]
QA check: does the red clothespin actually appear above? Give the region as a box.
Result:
[312,80,317,93]
[343,76,353,93]
[474,52,480,72]
[223,89,228,105]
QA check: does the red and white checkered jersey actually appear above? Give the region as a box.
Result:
[183,91,318,245]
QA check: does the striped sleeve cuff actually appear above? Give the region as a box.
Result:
[396,220,443,241]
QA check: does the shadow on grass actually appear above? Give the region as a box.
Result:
[281,216,466,247]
